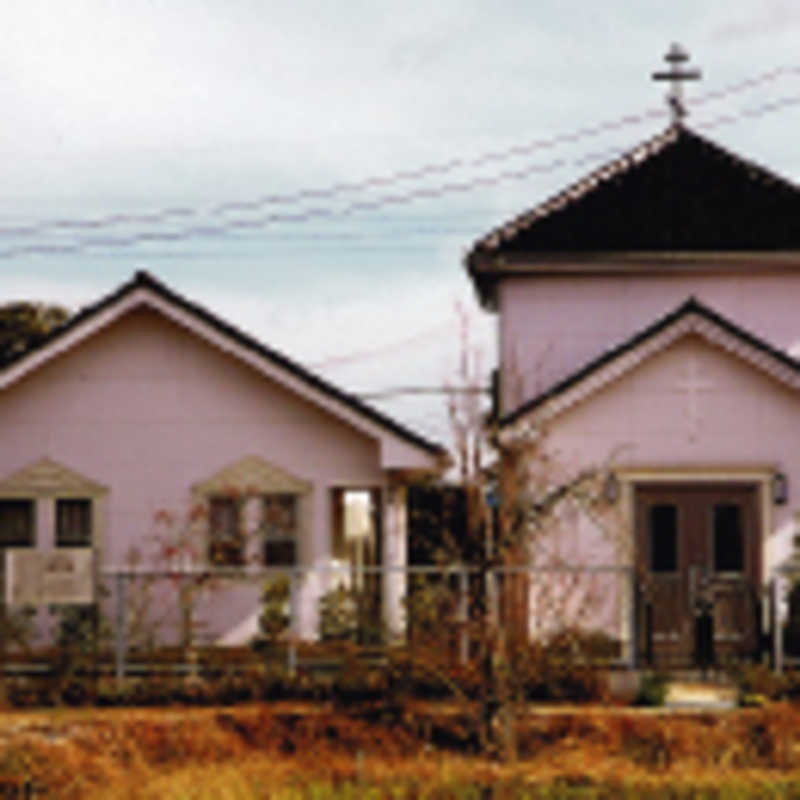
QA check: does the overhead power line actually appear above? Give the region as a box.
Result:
[1,92,800,259]
[1,63,798,242]
[0,145,623,258]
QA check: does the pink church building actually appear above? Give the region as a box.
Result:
[466,117,800,669]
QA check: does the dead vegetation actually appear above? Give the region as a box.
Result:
[3,702,800,797]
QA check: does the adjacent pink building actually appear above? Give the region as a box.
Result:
[0,272,447,647]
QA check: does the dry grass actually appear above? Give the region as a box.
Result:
[4,702,800,797]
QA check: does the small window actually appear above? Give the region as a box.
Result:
[0,500,35,547]
[56,499,92,547]
[650,504,677,572]
[713,503,744,573]
[263,494,297,566]
[208,497,244,565]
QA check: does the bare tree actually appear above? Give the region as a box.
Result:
[408,303,623,760]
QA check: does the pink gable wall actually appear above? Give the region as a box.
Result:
[0,307,385,570]
[544,334,800,572]
[498,271,800,414]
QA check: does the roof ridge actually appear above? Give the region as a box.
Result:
[676,123,800,193]
[466,122,800,299]
[467,123,683,258]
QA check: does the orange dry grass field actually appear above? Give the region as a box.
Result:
[3,703,800,797]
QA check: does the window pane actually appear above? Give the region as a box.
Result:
[263,494,297,566]
[56,499,92,547]
[714,504,744,572]
[0,500,34,547]
[208,497,243,565]
[264,540,296,566]
[650,504,677,572]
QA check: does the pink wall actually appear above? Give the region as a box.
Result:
[498,272,800,414]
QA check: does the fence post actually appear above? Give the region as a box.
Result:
[487,567,500,630]
[458,567,469,665]
[287,570,297,677]
[115,573,127,686]
[628,567,637,669]
[773,575,784,674]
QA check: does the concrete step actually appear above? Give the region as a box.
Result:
[664,681,738,710]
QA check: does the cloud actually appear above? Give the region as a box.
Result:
[709,1,800,41]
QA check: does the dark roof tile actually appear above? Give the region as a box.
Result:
[467,123,800,304]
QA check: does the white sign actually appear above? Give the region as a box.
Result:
[5,549,95,605]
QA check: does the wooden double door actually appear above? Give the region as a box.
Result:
[635,483,761,668]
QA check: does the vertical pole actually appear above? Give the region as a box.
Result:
[0,550,6,704]
[115,573,127,685]
[383,485,407,641]
[773,576,784,674]
[628,567,637,669]
[458,567,469,666]
[487,568,499,629]
[287,570,297,677]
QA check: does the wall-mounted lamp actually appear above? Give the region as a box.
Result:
[603,472,619,504]
[773,471,789,505]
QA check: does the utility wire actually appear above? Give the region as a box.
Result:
[0,146,616,257]
[1,63,798,241]
[1,94,799,260]
[4,90,800,260]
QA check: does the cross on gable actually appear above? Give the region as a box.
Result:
[676,355,714,442]
[652,43,702,122]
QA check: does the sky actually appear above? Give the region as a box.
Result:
[2,0,800,448]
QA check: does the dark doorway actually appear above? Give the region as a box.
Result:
[635,483,761,668]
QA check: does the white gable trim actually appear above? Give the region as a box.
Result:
[503,311,800,438]
[192,455,312,496]
[0,282,444,472]
[0,289,148,391]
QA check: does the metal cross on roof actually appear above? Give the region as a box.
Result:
[652,43,702,123]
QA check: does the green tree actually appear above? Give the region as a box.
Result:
[0,301,69,703]
[0,302,70,364]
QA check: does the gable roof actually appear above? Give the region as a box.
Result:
[0,271,447,462]
[467,123,800,307]
[0,457,107,495]
[499,296,800,430]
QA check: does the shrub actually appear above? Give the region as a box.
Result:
[633,671,669,707]
[318,585,383,644]
[731,662,788,704]
[511,635,609,702]
[253,575,290,651]
[210,668,259,705]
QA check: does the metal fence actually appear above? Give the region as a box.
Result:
[1,563,638,681]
